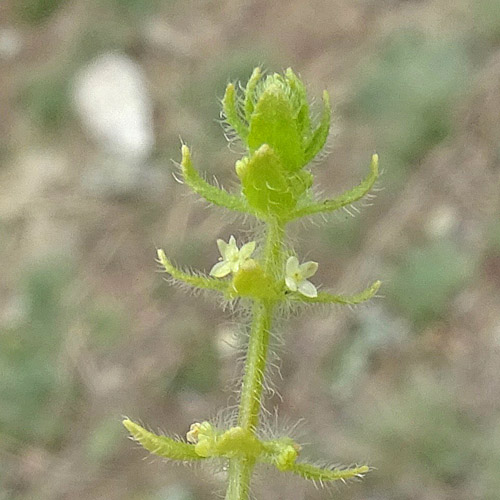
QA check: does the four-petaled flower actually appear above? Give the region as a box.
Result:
[210,236,256,277]
[285,256,318,297]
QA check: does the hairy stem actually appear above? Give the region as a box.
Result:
[225,219,285,500]
[238,299,274,431]
[225,458,255,500]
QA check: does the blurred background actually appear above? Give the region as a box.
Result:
[1,0,500,499]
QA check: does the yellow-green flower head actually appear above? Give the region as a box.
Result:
[223,67,331,173]
[210,236,256,278]
[221,68,331,219]
[232,259,276,300]
[285,256,318,298]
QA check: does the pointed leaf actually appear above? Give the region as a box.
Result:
[289,462,370,482]
[157,249,230,294]
[303,90,331,165]
[244,67,262,123]
[123,419,203,461]
[180,145,249,214]
[237,145,296,217]
[291,280,381,305]
[287,153,379,221]
[247,87,304,171]
[222,83,248,140]
[285,68,311,140]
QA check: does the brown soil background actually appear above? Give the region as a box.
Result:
[1,1,500,499]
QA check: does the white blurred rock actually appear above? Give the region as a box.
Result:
[73,53,154,160]
[0,27,22,60]
[425,204,457,238]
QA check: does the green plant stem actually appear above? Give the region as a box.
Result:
[238,299,274,431]
[225,458,255,500]
[225,219,285,500]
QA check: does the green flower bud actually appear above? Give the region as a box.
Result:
[247,74,305,172]
[232,259,276,299]
[225,68,331,173]
[236,145,296,217]
[223,69,331,220]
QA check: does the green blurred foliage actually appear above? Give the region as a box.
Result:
[359,371,500,498]
[351,30,470,182]
[474,0,500,42]
[19,73,72,132]
[87,299,127,351]
[108,0,162,17]
[327,305,408,398]
[74,23,139,64]
[0,257,132,464]
[320,216,363,257]
[0,143,12,170]
[387,240,474,326]
[15,0,67,25]
[0,260,75,447]
[487,218,500,251]
[85,416,124,464]
[172,339,219,394]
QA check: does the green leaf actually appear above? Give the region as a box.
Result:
[222,83,248,141]
[157,249,231,295]
[288,462,370,482]
[123,420,203,461]
[244,67,263,123]
[288,153,378,221]
[236,145,297,218]
[180,145,249,214]
[247,85,304,171]
[291,280,381,305]
[304,90,331,165]
[284,68,311,141]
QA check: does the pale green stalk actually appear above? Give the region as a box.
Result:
[123,68,379,500]
[227,220,284,499]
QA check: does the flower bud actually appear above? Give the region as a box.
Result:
[232,260,276,299]
[223,68,331,220]
[236,145,295,216]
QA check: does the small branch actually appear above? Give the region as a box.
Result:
[303,90,331,165]
[123,419,203,461]
[181,145,250,214]
[288,463,370,483]
[286,154,379,221]
[223,83,249,140]
[289,280,381,305]
[157,249,231,295]
[244,67,262,122]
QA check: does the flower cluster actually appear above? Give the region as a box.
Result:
[284,256,318,298]
[124,67,380,499]
[209,236,255,277]
[209,236,319,298]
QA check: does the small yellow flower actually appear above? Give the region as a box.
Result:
[210,236,256,277]
[285,256,318,298]
[186,421,213,444]
[186,422,202,443]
